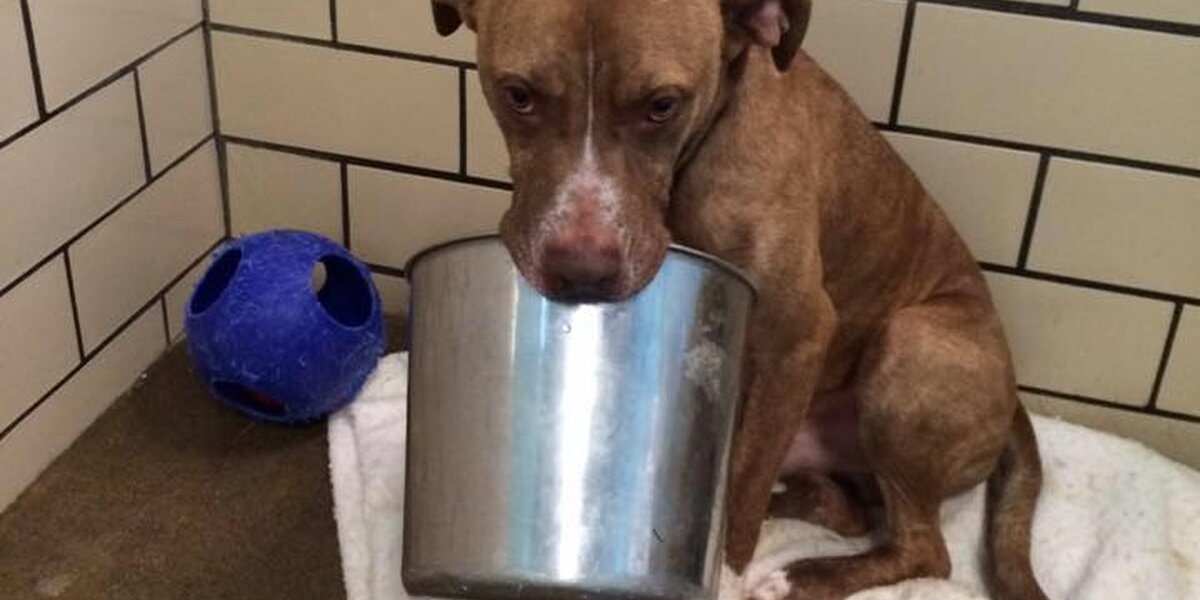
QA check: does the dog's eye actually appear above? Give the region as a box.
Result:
[647,95,681,124]
[503,83,535,115]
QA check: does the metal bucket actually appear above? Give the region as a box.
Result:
[403,235,754,600]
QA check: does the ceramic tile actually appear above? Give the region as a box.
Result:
[28,0,200,109]
[806,0,907,122]
[138,30,213,174]
[0,77,143,289]
[70,143,223,352]
[986,272,1174,405]
[209,0,332,39]
[0,0,38,139]
[901,4,1200,169]
[0,258,78,432]
[227,143,343,242]
[213,32,458,171]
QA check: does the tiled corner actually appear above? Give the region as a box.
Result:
[138,30,213,174]
[0,307,164,511]
[338,0,475,62]
[26,0,201,109]
[213,32,459,171]
[805,0,907,122]
[985,272,1175,405]
[1158,308,1200,418]
[1023,392,1200,468]
[1028,159,1200,298]
[227,143,343,242]
[883,132,1039,266]
[208,0,333,39]
[465,75,508,182]
[163,254,210,342]
[348,166,509,268]
[372,272,410,317]
[1079,0,1200,26]
[900,4,1200,170]
[0,258,78,432]
[70,143,223,352]
[0,77,143,289]
[0,0,37,139]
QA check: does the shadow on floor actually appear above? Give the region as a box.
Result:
[0,317,408,599]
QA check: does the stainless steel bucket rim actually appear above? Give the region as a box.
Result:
[403,233,758,299]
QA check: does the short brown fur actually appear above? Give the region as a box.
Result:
[431,1,1049,598]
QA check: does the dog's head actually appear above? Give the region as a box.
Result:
[432,0,810,302]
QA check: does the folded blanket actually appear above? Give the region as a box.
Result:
[331,353,1200,600]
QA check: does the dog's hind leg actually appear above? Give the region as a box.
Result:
[752,296,1024,600]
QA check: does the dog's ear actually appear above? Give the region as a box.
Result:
[430,0,475,36]
[721,0,811,70]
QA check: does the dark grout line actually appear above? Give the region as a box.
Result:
[0,239,222,441]
[887,1,918,127]
[1148,303,1185,409]
[458,67,468,175]
[1015,154,1051,269]
[160,296,172,348]
[17,0,46,117]
[1019,384,1200,425]
[916,0,1200,37]
[208,23,476,69]
[222,135,513,191]
[329,0,339,43]
[133,69,154,180]
[201,2,233,239]
[367,263,406,279]
[877,123,1200,180]
[0,135,214,301]
[0,22,203,153]
[62,250,85,362]
[340,162,351,249]
[980,262,1200,307]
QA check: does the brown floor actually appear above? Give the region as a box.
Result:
[0,319,406,600]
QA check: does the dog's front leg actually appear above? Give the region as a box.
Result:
[723,283,836,576]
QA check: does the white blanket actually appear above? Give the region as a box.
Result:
[330,353,1200,600]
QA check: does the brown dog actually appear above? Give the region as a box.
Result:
[430,1,1049,599]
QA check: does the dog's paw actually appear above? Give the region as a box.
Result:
[749,570,792,600]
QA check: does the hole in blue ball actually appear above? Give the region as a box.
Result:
[190,248,242,316]
[312,255,372,328]
[213,381,288,417]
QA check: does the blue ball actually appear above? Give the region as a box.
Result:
[184,230,386,423]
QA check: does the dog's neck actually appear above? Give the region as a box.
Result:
[672,50,749,182]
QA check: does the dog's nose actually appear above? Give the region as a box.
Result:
[539,228,623,300]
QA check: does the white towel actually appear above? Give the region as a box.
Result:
[330,353,1200,600]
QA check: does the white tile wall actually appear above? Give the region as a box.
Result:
[1029,159,1200,297]
[0,258,78,432]
[805,0,907,122]
[71,143,223,352]
[0,0,37,139]
[338,0,474,61]
[901,5,1200,169]
[1080,0,1200,26]
[138,29,213,174]
[0,77,143,289]
[0,308,165,511]
[163,256,208,342]
[1158,308,1200,418]
[209,0,333,39]
[986,272,1175,405]
[227,143,343,242]
[27,0,201,109]
[348,166,508,268]
[213,32,459,171]
[884,132,1039,266]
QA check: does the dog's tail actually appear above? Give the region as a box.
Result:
[984,403,1051,600]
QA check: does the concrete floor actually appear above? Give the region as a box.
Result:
[0,320,405,599]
